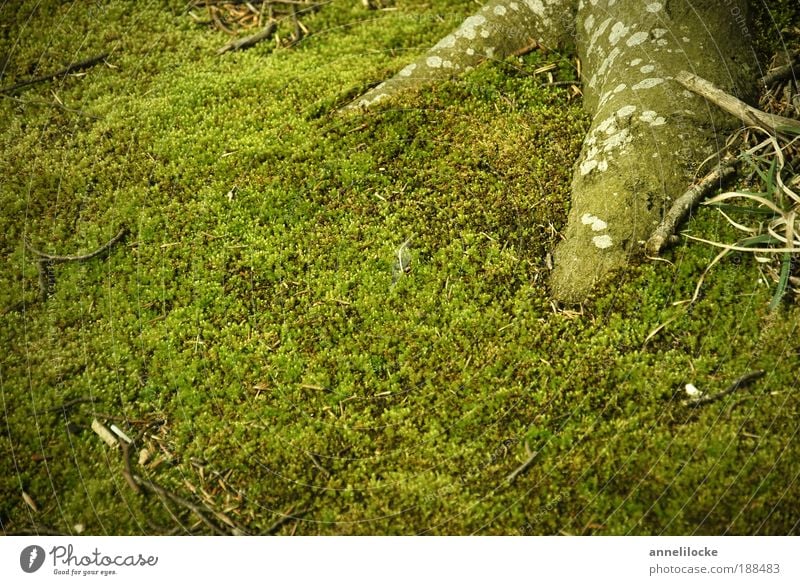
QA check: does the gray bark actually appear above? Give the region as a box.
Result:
[551,0,757,302]
[344,0,576,110]
[347,0,758,303]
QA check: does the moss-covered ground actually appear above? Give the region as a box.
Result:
[1,0,799,535]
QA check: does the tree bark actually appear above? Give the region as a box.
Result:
[551,0,757,302]
[347,0,758,303]
[343,0,576,110]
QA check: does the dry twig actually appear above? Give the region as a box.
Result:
[1,53,109,95]
[217,21,277,53]
[677,71,800,136]
[646,161,739,255]
[683,370,766,407]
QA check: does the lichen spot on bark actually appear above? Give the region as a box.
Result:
[609,22,631,46]
[639,110,666,126]
[524,0,545,17]
[632,77,665,90]
[459,15,487,40]
[427,56,443,68]
[626,31,648,47]
[399,63,417,77]
[581,213,608,231]
[592,235,614,249]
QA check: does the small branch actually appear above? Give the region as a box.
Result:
[646,161,738,255]
[25,226,128,264]
[120,440,142,495]
[511,40,539,58]
[505,443,538,483]
[290,4,303,45]
[217,21,277,54]
[132,474,227,535]
[1,53,109,95]
[265,507,307,535]
[676,71,800,136]
[683,370,766,407]
[758,50,800,87]
[1,93,101,119]
[43,396,94,414]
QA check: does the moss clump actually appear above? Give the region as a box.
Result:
[1,1,798,535]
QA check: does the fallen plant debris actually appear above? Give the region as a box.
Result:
[188,0,325,53]
[649,60,800,308]
[646,161,740,256]
[0,53,109,95]
[683,370,766,407]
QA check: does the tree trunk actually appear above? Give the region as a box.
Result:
[551,0,757,302]
[348,0,758,303]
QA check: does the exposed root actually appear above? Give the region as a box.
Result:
[343,0,576,110]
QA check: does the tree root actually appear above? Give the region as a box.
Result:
[342,0,575,110]
[346,0,759,302]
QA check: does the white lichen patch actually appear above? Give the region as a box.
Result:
[590,17,613,51]
[582,213,608,231]
[584,14,595,33]
[598,160,608,171]
[629,58,642,66]
[458,15,487,40]
[593,234,614,249]
[399,63,417,77]
[596,115,617,135]
[652,28,668,39]
[358,87,388,108]
[580,159,598,175]
[616,105,636,118]
[426,56,443,68]
[494,5,507,16]
[632,77,665,90]
[639,110,666,126]
[598,83,627,108]
[603,128,631,152]
[524,0,545,16]
[592,46,621,86]
[434,35,456,50]
[480,29,490,38]
[640,64,655,74]
[509,2,519,10]
[626,31,649,47]
[646,2,663,12]
[608,22,630,46]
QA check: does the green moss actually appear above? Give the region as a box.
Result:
[1,0,799,535]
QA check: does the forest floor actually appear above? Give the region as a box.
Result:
[1,0,799,535]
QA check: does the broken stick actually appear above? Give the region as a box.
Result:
[1,53,109,95]
[676,71,800,136]
[646,161,738,256]
[217,21,277,54]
